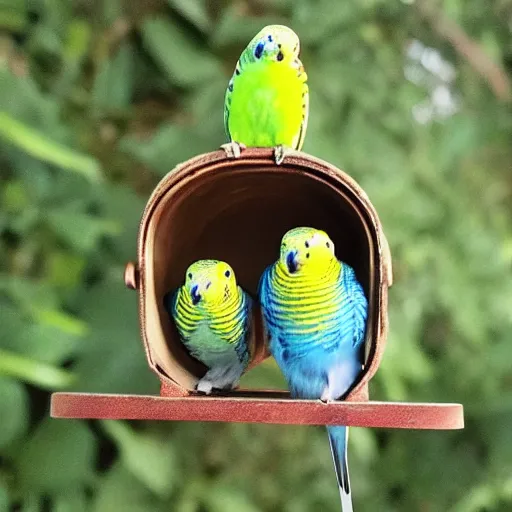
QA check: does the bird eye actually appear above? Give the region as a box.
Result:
[188,273,192,279]
[254,42,264,59]
[326,242,330,248]
[305,241,309,248]
[225,270,231,278]
[267,34,273,42]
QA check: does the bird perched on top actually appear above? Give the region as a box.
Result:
[164,260,252,394]
[222,24,309,165]
[258,227,368,512]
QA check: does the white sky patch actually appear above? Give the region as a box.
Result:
[405,39,460,124]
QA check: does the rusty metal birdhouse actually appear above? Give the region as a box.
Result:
[51,148,463,430]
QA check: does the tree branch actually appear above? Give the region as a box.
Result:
[415,0,511,102]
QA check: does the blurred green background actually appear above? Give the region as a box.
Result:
[1,0,512,510]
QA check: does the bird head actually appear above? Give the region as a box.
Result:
[278,227,336,276]
[183,260,238,308]
[248,25,300,64]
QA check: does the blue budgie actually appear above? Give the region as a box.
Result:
[258,227,368,511]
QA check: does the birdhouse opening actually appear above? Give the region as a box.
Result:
[138,151,390,395]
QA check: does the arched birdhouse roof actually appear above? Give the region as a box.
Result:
[128,148,393,400]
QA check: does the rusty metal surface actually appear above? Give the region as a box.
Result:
[51,392,464,430]
[133,148,392,397]
[124,261,139,290]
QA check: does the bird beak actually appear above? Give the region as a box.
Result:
[286,251,299,273]
[265,40,278,53]
[190,281,212,304]
[190,285,201,305]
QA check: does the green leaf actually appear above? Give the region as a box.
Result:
[0,484,8,512]
[0,112,102,182]
[62,19,91,63]
[0,348,76,389]
[0,68,62,130]
[46,209,120,253]
[101,421,178,498]
[97,184,146,261]
[30,308,88,337]
[45,250,87,289]
[54,489,88,512]
[0,280,87,338]
[26,22,63,57]
[92,42,134,114]
[71,277,157,395]
[167,0,211,33]
[16,322,81,365]
[291,0,362,44]
[2,180,29,213]
[0,3,28,33]
[53,18,93,96]
[92,462,163,512]
[0,377,29,449]
[207,485,261,512]
[16,418,96,494]
[102,0,124,25]
[0,277,59,315]
[210,9,281,48]
[121,123,201,175]
[18,494,40,512]
[140,17,222,88]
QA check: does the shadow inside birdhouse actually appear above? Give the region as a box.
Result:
[141,154,386,396]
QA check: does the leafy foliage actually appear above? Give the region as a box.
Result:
[1,0,511,510]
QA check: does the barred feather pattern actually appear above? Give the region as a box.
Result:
[172,285,251,366]
[258,249,367,512]
[259,260,367,370]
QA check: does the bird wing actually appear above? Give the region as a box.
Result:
[224,47,251,141]
[257,265,290,371]
[233,290,252,366]
[293,60,309,150]
[224,76,234,140]
[338,263,368,351]
[163,289,179,325]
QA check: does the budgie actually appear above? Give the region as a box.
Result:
[222,24,309,165]
[164,260,252,394]
[258,227,368,511]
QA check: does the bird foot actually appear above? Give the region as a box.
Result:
[220,141,246,159]
[196,379,214,395]
[320,390,336,403]
[273,145,295,165]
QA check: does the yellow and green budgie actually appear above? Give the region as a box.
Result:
[164,260,252,394]
[222,24,309,165]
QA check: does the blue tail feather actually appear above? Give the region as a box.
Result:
[327,425,353,512]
